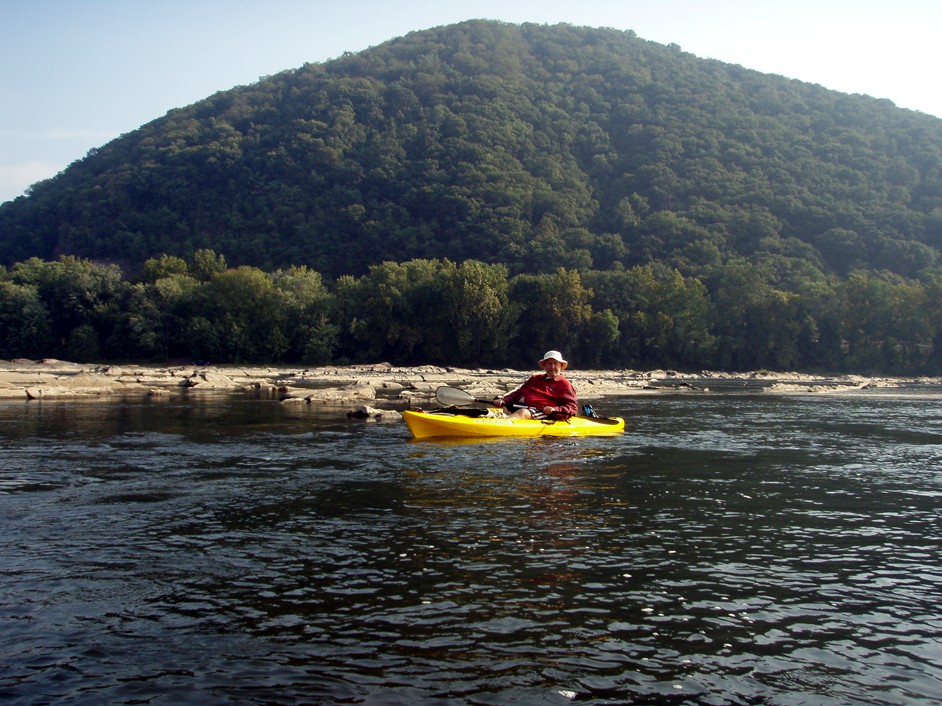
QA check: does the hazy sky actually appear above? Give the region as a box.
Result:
[2,0,939,204]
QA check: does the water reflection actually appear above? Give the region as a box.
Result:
[1,393,941,704]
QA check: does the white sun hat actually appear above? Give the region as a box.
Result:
[539,350,568,369]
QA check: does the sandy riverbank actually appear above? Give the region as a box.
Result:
[1,359,936,418]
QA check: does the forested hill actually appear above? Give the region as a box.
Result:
[2,20,941,280]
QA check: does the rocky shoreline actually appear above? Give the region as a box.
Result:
[1,358,938,421]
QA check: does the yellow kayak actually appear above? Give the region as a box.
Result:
[403,409,625,439]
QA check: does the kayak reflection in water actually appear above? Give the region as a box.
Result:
[492,350,578,420]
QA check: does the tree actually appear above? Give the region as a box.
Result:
[142,255,188,282]
[580,307,620,368]
[128,272,201,360]
[9,256,125,359]
[442,259,516,366]
[706,259,801,371]
[272,265,338,363]
[0,280,52,358]
[207,265,294,361]
[839,271,931,374]
[337,259,448,363]
[584,264,713,369]
[509,268,593,365]
[191,249,227,281]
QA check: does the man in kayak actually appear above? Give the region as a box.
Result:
[492,350,578,420]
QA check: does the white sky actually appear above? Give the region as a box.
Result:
[2,0,940,204]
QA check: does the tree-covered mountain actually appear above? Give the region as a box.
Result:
[2,20,941,281]
[5,21,942,375]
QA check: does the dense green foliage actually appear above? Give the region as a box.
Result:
[2,21,941,281]
[2,21,942,373]
[4,252,942,375]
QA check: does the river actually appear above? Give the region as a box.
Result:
[1,390,940,704]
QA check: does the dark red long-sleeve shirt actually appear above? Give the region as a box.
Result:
[500,373,578,419]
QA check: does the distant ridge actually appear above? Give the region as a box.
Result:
[2,19,941,280]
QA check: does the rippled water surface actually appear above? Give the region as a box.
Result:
[1,391,941,704]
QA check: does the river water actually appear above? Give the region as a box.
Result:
[1,389,940,705]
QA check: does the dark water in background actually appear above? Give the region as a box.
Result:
[1,390,941,705]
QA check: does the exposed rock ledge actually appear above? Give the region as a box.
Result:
[0,359,937,413]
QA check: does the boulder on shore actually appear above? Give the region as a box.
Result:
[347,405,401,421]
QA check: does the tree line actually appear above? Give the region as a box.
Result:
[3,251,941,375]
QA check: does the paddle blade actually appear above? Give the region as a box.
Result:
[435,386,477,406]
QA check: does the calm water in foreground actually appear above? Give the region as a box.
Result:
[1,389,941,705]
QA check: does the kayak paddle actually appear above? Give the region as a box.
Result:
[434,385,624,424]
